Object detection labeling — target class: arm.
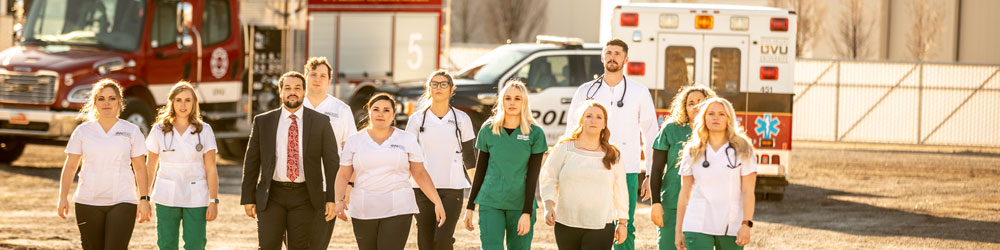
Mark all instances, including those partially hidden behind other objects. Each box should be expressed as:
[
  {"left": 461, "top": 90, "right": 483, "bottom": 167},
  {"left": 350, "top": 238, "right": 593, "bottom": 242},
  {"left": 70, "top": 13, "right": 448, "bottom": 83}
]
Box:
[
  {"left": 146, "top": 152, "right": 159, "bottom": 191},
  {"left": 538, "top": 145, "right": 564, "bottom": 208},
  {"left": 741, "top": 173, "right": 757, "bottom": 223},
  {"left": 332, "top": 164, "right": 355, "bottom": 221},
  {"left": 56, "top": 153, "right": 82, "bottom": 219},
  {"left": 521, "top": 152, "right": 544, "bottom": 215},
  {"left": 612, "top": 162, "right": 629, "bottom": 221},
  {"left": 241, "top": 118, "right": 262, "bottom": 205},
  {"left": 465, "top": 151, "right": 490, "bottom": 210},
  {"left": 321, "top": 119, "right": 340, "bottom": 202},
  {"left": 649, "top": 149, "right": 668, "bottom": 204},
  {"left": 675, "top": 175, "right": 694, "bottom": 234},
  {"left": 204, "top": 149, "right": 219, "bottom": 201},
  {"left": 131, "top": 156, "right": 150, "bottom": 198}
]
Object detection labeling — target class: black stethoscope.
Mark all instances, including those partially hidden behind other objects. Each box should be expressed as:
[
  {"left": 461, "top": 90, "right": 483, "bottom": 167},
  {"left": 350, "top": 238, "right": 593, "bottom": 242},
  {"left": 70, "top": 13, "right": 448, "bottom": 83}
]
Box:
[
  {"left": 584, "top": 74, "right": 628, "bottom": 108},
  {"left": 417, "top": 106, "right": 464, "bottom": 154},
  {"left": 163, "top": 129, "right": 203, "bottom": 152},
  {"left": 702, "top": 144, "right": 742, "bottom": 169}
]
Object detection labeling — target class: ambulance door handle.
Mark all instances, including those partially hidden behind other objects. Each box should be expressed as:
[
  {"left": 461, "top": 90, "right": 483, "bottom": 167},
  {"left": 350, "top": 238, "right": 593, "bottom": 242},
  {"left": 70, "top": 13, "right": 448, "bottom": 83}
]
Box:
[{"left": 560, "top": 98, "right": 572, "bottom": 104}]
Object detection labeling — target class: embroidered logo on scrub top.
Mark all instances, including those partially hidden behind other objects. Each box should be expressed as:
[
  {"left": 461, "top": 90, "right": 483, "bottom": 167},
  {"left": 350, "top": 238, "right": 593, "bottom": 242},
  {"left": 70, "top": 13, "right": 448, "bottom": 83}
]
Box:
[
  {"left": 516, "top": 134, "right": 530, "bottom": 141},
  {"left": 447, "top": 119, "right": 456, "bottom": 125},
  {"left": 390, "top": 144, "right": 405, "bottom": 150},
  {"left": 324, "top": 112, "right": 339, "bottom": 118},
  {"left": 113, "top": 131, "right": 130, "bottom": 137}
]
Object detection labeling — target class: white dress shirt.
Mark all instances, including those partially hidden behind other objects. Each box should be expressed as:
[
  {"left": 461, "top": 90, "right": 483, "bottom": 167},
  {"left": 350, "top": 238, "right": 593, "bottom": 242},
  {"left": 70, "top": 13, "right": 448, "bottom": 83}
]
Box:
[
  {"left": 340, "top": 128, "right": 424, "bottom": 220},
  {"left": 404, "top": 108, "right": 475, "bottom": 189},
  {"left": 273, "top": 107, "right": 305, "bottom": 183},
  {"left": 65, "top": 120, "right": 147, "bottom": 206},
  {"left": 540, "top": 141, "right": 629, "bottom": 229},
  {"left": 678, "top": 142, "right": 757, "bottom": 236},
  {"left": 566, "top": 76, "right": 658, "bottom": 174}
]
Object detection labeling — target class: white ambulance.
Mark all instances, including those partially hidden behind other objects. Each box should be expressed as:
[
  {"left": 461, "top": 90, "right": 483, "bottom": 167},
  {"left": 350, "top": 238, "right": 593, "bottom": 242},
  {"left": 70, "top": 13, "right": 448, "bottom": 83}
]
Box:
[{"left": 610, "top": 3, "right": 796, "bottom": 200}]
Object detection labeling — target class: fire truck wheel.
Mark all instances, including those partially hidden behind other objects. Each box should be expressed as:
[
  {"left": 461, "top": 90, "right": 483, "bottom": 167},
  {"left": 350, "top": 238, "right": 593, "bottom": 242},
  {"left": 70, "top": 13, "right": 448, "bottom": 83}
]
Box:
[
  {"left": 218, "top": 138, "right": 248, "bottom": 161},
  {"left": 123, "top": 97, "right": 155, "bottom": 136},
  {"left": 0, "top": 138, "right": 26, "bottom": 164}
]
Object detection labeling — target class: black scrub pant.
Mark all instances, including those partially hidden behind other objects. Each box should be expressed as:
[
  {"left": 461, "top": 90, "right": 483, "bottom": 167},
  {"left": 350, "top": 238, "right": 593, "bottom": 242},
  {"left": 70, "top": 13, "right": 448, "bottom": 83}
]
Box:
[
  {"left": 351, "top": 214, "right": 413, "bottom": 250},
  {"left": 75, "top": 202, "right": 137, "bottom": 250},
  {"left": 554, "top": 222, "right": 616, "bottom": 250},
  {"left": 414, "top": 188, "right": 464, "bottom": 250},
  {"left": 257, "top": 183, "right": 316, "bottom": 250}
]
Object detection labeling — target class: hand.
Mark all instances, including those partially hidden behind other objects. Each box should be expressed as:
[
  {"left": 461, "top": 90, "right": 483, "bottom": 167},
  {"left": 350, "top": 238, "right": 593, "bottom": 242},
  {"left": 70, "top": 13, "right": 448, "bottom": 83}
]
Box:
[
  {"left": 736, "top": 225, "right": 751, "bottom": 246},
  {"left": 57, "top": 198, "right": 70, "bottom": 219},
  {"left": 462, "top": 209, "right": 475, "bottom": 231},
  {"left": 324, "top": 202, "right": 336, "bottom": 221},
  {"left": 640, "top": 176, "right": 651, "bottom": 202},
  {"left": 675, "top": 231, "right": 686, "bottom": 250},
  {"left": 243, "top": 204, "right": 256, "bottom": 219},
  {"left": 334, "top": 201, "right": 348, "bottom": 221},
  {"left": 206, "top": 203, "right": 218, "bottom": 222},
  {"left": 434, "top": 202, "right": 447, "bottom": 227},
  {"left": 650, "top": 203, "right": 664, "bottom": 227},
  {"left": 137, "top": 200, "right": 151, "bottom": 223},
  {"left": 516, "top": 213, "right": 532, "bottom": 236},
  {"left": 544, "top": 208, "right": 556, "bottom": 226},
  {"left": 614, "top": 221, "right": 627, "bottom": 244}
]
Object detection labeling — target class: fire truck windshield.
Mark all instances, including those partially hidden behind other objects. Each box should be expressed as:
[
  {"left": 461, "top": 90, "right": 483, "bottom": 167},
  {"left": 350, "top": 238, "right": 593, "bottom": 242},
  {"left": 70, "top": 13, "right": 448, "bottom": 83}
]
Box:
[{"left": 21, "top": 0, "right": 146, "bottom": 51}]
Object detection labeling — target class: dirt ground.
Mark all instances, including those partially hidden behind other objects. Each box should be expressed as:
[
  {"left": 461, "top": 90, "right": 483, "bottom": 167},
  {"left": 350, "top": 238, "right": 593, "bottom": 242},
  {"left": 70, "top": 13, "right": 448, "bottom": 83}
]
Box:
[{"left": 1, "top": 143, "right": 998, "bottom": 250}]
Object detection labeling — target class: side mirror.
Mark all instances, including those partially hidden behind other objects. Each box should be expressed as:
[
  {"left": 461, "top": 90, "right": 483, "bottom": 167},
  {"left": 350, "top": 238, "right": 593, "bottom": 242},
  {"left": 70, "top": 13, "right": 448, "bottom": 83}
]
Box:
[{"left": 176, "top": 2, "right": 193, "bottom": 49}]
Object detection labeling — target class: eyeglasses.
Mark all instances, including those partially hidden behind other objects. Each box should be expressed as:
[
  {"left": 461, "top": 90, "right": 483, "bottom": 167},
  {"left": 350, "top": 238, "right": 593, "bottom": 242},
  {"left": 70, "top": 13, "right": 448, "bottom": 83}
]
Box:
[{"left": 429, "top": 81, "right": 452, "bottom": 89}]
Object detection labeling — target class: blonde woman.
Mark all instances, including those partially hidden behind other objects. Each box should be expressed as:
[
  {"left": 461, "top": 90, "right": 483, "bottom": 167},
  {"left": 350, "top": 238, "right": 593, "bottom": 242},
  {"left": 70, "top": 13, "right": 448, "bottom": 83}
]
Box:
[
  {"left": 463, "top": 79, "right": 547, "bottom": 250},
  {"left": 57, "top": 79, "right": 151, "bottom": 250},
  {"left": 540, "top": 101, "right": 629, "bottom": 250},
  {"left": 650, "top": 85, "right": 716, "bottom": 250},
  {"left": 145, "top": 81, "right": 219, "bottom": 250},
  {"left": 675, "top": 98, "right": 757, "bottom": 250}
]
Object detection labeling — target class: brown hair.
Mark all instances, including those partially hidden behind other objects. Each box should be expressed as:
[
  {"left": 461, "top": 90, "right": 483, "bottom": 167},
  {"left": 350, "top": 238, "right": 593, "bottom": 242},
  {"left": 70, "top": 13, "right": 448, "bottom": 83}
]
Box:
[
  {"left": 606, "top": 38, "right": 629, "bottom": 54},
  {"left": 278, "top": 71, "right": 307, "bottom": 91},
  {"left": 361, "top": 93, "right": 397, "bottom": 128},
  {"left": 78, "top": 79, "right": 125, "bottom": 121},
  {"left": 559, "top": 101, "right": 620, "bottom": 169},
  {"left": 304, "top": 57, "right": 333, "bottom": 78},
  {"left": 668, "top": 84, "right": 717, "bottom": 126},
  {"left": 418, "top": 69, "right": 455, "bottom": 109},
  {"left": 153, "top": 81, "right": 204, "bottom": 134}
]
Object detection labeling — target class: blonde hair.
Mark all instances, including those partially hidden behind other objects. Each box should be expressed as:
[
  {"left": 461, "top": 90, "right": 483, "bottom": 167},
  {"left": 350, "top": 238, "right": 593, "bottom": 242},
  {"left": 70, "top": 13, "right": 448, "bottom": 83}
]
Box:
[
  {"left": 77, "top": 79, "right": 125, "bottom": 121},
  {"left": 558, "top": 101, "right": 619, "bottom": 169},
  {"left": 667, "top": 84, "right": 717, "bottom": 126},
  {"left": 153, "top": 81, "right": 205, "bottom": 134},
  {"left": 682, "top": 98, "right": 754, "bottom": 162},
  {"left": 488, "top": 79, "right": 537, "bottom": 135}
]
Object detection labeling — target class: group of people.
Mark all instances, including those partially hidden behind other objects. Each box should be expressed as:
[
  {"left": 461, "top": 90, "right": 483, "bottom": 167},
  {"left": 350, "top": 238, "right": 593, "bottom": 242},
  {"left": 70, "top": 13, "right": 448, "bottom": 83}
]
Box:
[{"left": 55, "top": 38, "right": 759, "bottom": 250}]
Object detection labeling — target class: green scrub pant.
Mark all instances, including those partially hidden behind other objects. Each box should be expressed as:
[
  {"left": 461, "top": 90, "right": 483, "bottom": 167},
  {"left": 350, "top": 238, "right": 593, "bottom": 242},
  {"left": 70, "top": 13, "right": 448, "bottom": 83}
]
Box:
[
  {"left": 683, "top": 232, "right": 742, "bottom": 250},
  {"left": 657, "top": 208, "right": 678, "bottom": 250},
  {"left": 155, "top": 204, "right": 207, "bottom": 250},
  {"left": 478, "top": 204, "right": 536, "bottom": 250},
  {"left": 614, "top": 173, "right": 639, "bottom": 250}
]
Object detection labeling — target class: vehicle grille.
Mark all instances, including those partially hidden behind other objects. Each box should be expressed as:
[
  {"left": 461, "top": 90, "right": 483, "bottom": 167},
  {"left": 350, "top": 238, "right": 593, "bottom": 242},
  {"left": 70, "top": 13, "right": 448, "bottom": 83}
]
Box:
[{"left": 0, "top": 73, "right": 58, "bottom": 104}]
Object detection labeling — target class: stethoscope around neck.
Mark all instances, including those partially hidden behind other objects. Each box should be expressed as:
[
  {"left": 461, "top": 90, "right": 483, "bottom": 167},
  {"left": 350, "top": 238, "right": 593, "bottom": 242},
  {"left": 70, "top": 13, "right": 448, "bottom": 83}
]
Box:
[
  {"left": 417, "top": 105, "right": 464, "bottom": 154},
  {"left": 702, "top": 143, "right": 742, "bottom": 169},
  {"left": 585, "top": 74, "right": 627, "bottom": 108},
  {"left": 163, "top": 128, "right": 203, "bottom": 152}
]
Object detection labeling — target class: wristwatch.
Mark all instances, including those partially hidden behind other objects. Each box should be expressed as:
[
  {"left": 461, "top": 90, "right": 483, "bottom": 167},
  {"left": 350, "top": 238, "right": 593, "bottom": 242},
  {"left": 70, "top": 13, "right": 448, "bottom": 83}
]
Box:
[
  {"left": 742, "top": 220, "right": 754, "bottom": 228},
  {"left": 139, "top": 196, "right": 151, "bottom": 201},
  {"left": 209, "top": 198, "right": 220, "bottom": 204}
]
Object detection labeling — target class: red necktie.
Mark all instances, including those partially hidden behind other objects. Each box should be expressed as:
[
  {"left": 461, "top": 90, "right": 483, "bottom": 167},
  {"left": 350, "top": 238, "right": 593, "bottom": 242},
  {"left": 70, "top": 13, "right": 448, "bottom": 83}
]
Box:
[{"left": 287, "top": 114, "right": 300, "bottom": 181}]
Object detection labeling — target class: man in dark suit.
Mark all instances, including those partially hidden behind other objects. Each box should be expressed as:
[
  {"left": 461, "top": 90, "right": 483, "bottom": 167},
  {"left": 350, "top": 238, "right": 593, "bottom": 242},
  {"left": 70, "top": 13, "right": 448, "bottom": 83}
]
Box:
[{"left": 241, "top": 71, "right": 339, "bottom": 250}]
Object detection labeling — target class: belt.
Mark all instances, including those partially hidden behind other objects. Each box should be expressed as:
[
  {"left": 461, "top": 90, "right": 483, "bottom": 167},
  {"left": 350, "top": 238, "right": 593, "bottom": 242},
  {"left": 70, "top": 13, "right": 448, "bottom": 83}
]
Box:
[{"left": 272, "top": 181, "right": 306, "bottom": 189}]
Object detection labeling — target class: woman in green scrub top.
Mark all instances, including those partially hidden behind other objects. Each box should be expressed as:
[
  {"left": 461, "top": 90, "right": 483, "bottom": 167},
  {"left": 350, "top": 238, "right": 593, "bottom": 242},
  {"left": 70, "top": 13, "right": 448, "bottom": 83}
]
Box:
[
  {"left": 463, "top": 79, "right": 547, "bottom": 250},
  {"left": 649, "top": 85, "right": 716, "bottom": 250}
]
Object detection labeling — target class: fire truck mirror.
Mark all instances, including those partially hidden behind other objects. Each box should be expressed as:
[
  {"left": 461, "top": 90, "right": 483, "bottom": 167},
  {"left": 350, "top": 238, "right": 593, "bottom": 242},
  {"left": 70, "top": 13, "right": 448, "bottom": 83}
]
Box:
[{"left": 176, "top": 2, "right": 193, "bottom": 33}]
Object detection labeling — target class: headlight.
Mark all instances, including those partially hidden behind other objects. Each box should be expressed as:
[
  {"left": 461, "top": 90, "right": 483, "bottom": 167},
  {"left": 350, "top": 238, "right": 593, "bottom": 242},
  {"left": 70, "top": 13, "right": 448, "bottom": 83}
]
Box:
[{"left": 67, "top": 85, "right": 92, "bottom": 103}]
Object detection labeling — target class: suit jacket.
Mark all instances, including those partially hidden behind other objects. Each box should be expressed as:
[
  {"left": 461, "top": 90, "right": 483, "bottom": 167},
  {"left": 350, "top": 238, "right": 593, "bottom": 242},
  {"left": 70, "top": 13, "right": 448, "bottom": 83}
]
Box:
[{"left": 241, "top": 107, "right": 340, "bottom": 210}]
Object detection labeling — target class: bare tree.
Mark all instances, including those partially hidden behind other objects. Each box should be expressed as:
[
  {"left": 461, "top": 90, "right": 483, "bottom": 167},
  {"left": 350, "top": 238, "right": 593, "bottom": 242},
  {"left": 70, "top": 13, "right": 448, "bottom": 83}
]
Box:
[
  {"left": 481, "top": 0, "right": 548, "bottom": 43},
  {"left": 908, "top": 0, "right": 942, "bottom": 61},
  {"left": 834, "top": 0, "right": 875, "bottom": 59},
  {"left": 774, "top": 0, "right": 825, "bottom": 57},
  {"left": 451, "top": 0, "right": 474, "bottom": 43}
]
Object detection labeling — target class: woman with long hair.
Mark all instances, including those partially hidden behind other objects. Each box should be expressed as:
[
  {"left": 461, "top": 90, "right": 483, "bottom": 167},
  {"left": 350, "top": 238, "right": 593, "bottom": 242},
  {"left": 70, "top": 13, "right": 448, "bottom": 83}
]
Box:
[
  {"left": 56, "top": 79, "right": 152, "bottom": 250},
  {"left": 333, "top": 93, "right": 446, "bottom": 250},
  {"left": 539, "top": 101, "right": 629, "bottom": 250},
  {"left": 674, "top": 98, "right": 757, "bottom": 250},
  {"left": 463, "top": 79, "right": 548, "bottom": 250},
  {"left": 405, "top": 70, "right": 477, "bottom": 250},
  {"left": 145, "top": 81, "right": 219, "bottom": 250},
  {"left": 649, "top": 85, "right": 716, "bottom": 249}
]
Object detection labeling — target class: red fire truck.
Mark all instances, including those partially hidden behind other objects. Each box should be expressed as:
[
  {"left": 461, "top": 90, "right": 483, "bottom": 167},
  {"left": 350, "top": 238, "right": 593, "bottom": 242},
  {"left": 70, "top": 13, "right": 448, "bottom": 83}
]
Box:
[{"left": 610, "top": 3, "right": 795, "bottom": 200}]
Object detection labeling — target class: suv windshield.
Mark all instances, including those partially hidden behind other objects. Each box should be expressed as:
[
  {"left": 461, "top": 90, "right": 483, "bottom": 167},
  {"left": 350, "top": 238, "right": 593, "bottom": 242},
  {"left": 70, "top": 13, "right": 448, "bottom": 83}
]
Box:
[
  {"left": 455, "top": 45, "right": 529, "bottom": 83},
  {"left": 22, "top": 0, "right": 147, "bottom": 51}
]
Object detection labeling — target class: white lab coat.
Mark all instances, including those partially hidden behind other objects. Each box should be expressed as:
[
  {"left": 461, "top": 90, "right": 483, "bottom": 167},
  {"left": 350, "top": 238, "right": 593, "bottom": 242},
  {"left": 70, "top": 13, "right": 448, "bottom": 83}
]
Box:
[{"left": 566, "top": 76, "right": 658, "bottom": 174}]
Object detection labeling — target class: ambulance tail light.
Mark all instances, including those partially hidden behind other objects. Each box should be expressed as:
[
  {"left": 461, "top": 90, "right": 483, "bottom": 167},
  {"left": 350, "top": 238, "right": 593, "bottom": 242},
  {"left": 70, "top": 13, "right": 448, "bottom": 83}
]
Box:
[
  {"left": 760, "top": 154, "right": 770, "bottom": 165},
  {"left": 695, "top": 15, "right": 714, "bottom": 29},
  {"left": 760, "top": 66, "right": 779, "bottom": 80},
  {"left": 770, "top": 18, "right": 789, "bottom": 31},
  {"left": 621, "top": 13, "right": 639, "bottom": 27},
  {"left": 771, "top": 155, "right": 781, "bottom": 165},
  {"left": 627, "top": 62, "right": 645, "bottom": 76}
]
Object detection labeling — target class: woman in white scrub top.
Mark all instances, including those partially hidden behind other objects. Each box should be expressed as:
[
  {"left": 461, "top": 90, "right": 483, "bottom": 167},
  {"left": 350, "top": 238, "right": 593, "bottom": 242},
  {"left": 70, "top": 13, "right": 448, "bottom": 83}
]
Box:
[
  {"left": 56, "top": 79, "right": 152, "bottom": 250},
  {"left": 675, "top": 98, "right": 757, "bottom": 250},
  {"left": 405, "top": 70, "right": 477, "bottom": 250},
  {"left": 333, "top": 93, "right": 446, "bottom": 250},
  {"left": 145, "top": 82, "right": 219, "bottom": 250}
]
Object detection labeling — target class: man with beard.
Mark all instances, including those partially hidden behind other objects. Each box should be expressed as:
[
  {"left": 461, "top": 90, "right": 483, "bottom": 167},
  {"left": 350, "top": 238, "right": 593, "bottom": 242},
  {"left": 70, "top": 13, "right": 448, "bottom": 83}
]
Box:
[
  {"left": 241, "top": 72, "right": 340, "bottom": 250},
  {"left": 564, "top": 38, "right": 658, "bottom": 250}
]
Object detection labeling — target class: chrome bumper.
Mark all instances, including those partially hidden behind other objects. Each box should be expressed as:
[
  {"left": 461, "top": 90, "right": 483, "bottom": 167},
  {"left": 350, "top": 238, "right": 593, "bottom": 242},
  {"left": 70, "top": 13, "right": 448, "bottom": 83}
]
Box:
[{"left": 0, "top": 107, "right": 80, "bottom": 140}]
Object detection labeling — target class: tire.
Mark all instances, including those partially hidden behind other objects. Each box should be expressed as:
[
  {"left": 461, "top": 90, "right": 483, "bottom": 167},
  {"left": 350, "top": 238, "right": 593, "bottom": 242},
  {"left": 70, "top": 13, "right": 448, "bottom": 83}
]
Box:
[
  {"left": 122, "top": 97, "right": 156, "bottom": 136},
  {"left": 0, "top": 138, "right": 26, "bottom": 164},
  {"left": 766, "top": 193, "right": 785, "bottom": 201},
  {"left": 218, "top": 138, "right": 248, "bottom": 161}
]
